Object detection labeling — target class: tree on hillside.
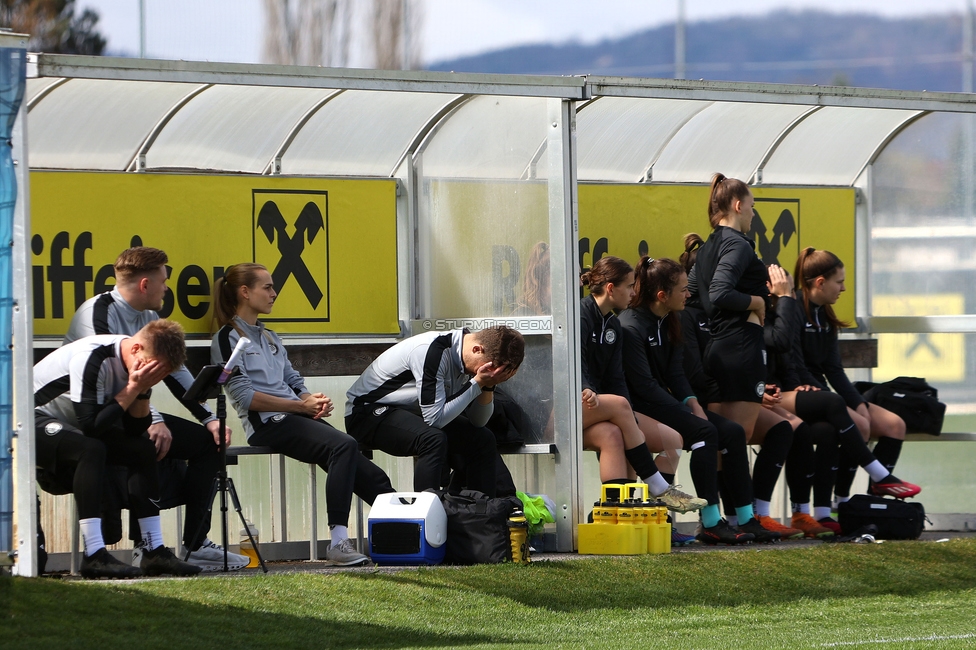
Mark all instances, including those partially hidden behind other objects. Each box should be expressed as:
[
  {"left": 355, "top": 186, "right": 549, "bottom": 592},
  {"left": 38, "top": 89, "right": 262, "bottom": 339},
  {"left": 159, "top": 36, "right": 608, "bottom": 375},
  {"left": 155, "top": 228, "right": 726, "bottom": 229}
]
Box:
[{"left": 0, "top": 0, "right": 105, "bottom": 55}]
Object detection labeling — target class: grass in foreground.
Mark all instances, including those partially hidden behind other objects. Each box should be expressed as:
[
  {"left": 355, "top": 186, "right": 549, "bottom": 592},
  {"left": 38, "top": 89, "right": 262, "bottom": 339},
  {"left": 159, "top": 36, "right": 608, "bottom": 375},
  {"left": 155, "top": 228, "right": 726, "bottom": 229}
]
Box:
[{"left": 2, "top": 539, "right": 976, "bottom": 649}]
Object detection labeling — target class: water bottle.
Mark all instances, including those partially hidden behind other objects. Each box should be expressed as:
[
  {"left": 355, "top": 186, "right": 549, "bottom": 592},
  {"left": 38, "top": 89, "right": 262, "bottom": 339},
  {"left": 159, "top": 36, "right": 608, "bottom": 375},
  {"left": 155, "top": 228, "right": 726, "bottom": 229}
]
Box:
[
  {"left": 240, "top": 520, "right": 259, "bottom": 568},
  {"left": 508, "top": 510, "right": 530, "bottom": 563}
]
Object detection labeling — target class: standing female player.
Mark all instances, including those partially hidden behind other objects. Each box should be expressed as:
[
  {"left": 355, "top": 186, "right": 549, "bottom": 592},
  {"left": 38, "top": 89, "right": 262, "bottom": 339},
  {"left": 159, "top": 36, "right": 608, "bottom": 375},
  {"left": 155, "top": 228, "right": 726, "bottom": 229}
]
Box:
[
  {"left": 793, "top": 248, "right": 920, "bottom": 504},
  {"left": 579, "top": 256, "right": 701, "bottom": 513},
  {"left": 620, "top": 257, "right": 777, "bottom": 544},
  {"left": 693, "top": 174, "right": 797, "bottom": 534},
  {"left": 211, "top": 263, "right": 395, "bottom": 566}
]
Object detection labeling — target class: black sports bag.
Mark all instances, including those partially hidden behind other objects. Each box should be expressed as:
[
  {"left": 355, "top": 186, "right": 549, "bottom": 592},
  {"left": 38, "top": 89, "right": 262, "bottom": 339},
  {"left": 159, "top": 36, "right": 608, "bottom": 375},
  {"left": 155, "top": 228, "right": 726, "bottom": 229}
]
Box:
[
  {"left": 438, "top": 490, "right": 522, "bottom": 565},
  {"left": 854, "top": 377, "right": 945, "bottom": 436},
  {"left": 837, "top": 494, "right": 926, "bottom": 540}
]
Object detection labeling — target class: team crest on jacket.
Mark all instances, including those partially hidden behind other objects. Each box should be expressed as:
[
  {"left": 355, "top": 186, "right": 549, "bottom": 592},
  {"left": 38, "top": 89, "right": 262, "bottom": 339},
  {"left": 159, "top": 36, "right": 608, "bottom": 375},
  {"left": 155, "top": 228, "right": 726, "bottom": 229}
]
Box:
[
  {"left": 604, "top": 330, "right": 616, "bottom": 344},
  {"left": 755, "top": 382, "right": 766, "bottom": 398},
  {"left": 272, "top": 414, "right": 286, "bottom": 422},
  {"left": 44, "top": 422, "right": 62, "bottom": 435},
  {"left": 373, "top": 406, "right": 388, "bottom": 416}
]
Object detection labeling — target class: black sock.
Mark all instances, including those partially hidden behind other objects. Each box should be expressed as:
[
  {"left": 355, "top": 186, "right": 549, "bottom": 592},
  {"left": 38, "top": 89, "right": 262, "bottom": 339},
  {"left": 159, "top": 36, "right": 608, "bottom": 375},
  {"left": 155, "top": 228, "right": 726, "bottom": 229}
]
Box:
[
  {"left": 624, "top": 444, "right": 658, "bottom": 481},
  {"left": 752, "top": 420, "right": 794, "bottom": 502},
  {"left": 785, "top": 422, "right": 815, "bottom": 506},
  {"left": 660, "top": 472, "right": 675, "bottom": 485},
  {"left": 872, "top": 437, "right": 903, "bottom": 475},
  {"left": 834, "top": 447, "right": 858, "bottom": 498},
  {"left": 811, "top": 423, "right": 839, "bottom": 507}
]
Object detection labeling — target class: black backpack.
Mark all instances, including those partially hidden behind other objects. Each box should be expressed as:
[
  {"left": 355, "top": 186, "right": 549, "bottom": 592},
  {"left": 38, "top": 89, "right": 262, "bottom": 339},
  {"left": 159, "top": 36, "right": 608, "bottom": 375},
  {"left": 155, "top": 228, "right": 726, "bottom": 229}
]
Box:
[
  {"left": 837, "top": 495, "right": 926, "bottom": 540},
  {"left": 854, "top": 377, "right": 945, "bottom": 436}
]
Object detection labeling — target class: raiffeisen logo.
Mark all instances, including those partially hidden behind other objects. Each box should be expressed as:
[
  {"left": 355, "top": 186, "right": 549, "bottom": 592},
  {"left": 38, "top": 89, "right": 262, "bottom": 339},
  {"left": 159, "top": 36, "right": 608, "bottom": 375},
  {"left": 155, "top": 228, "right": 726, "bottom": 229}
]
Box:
[{"left": 252, "top": 190, "right": 331, "bottom": 323}]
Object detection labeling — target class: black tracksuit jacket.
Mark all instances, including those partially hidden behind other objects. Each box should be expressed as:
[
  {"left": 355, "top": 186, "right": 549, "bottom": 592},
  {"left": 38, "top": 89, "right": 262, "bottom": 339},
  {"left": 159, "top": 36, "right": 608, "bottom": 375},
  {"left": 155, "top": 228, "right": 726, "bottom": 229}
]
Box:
[
  {"left": 618, "top": 306, "right": 695, "bottom": 414},
  {"left": 694, "top": 226, "right": 769, "bottom": 338},
  {"left": 579, "top": 295, "right": 630, "bottom": 400},
  {"left": 797, "top": 296, "right": 866, "bottom": 409}
]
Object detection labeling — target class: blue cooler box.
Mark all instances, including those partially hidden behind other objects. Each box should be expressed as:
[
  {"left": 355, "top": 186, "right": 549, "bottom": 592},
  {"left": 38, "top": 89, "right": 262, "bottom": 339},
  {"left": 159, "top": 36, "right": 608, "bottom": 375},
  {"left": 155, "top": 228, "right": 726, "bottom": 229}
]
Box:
[{"left": 368, "top": 492, "right": 447, "bottom": 565}]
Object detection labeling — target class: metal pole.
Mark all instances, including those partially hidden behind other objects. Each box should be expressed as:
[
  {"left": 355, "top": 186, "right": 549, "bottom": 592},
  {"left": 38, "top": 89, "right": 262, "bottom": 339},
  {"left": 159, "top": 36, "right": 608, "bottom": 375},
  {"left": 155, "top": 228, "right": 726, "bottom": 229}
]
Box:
[
  {"left": 3, "top": 33, "right": 36, "bottom": 577},
  {"left": 675, "top": 0, "right": 686, "bottom": 80},
  {"left": 401, "top": 0, "right": 410, "bottom": 70},
  {"left": 964, "top": 0, "right": 974, "bottom": 221},
  {"left": 547, "top": 98, "right": 582, "bottom": 552},
  {"left": 139, "top": 0, "right": 146, "bottom": 59}
]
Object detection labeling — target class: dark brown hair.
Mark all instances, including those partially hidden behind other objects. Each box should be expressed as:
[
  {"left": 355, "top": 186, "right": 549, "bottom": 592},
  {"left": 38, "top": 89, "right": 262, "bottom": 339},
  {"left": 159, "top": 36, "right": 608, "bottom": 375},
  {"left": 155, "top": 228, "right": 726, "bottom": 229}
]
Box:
[
  {"left": 794, "top": 247, "right": 848, "bottom": 329},
  {"left": 580, "top": 255, "right": 633, "bottom": 296},
  {"left": 631, "top": 256, "right": 685, "bottom": 343},
  {"left": 136, "top": 319, "right": 186, "bottom": 371},
  {"left": 473, "top": 326, "right": 525, "bottom": 370},
  {"left": 708, "top": 173, "right": 751, "bottom": 229},
  {"left": 114, "top": 247, "right": 168, "bottom": 284},
  {"left": 516, "top": 242, "right": 550, "bottom": 315},
  {"left": 211, "top": 263, "right": 268, "bottom": 330},
  {"left": 679, "top": 233, "right": 704, "bottom": 274}
]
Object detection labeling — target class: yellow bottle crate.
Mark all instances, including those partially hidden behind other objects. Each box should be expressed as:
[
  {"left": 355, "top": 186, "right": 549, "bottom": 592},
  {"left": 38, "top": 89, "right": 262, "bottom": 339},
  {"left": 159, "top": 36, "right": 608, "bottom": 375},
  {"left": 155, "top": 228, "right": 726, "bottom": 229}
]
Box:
[{"left": 578, "top": 522, "right": 648, "bottom": 555}]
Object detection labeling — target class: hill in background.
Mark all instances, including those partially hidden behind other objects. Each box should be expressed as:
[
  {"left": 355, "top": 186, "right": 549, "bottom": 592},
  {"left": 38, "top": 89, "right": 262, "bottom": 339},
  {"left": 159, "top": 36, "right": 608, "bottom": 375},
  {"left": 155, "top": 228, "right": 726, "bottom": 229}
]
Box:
[{"left": 428, "top": 10, "right": 970, "bottom": 92}]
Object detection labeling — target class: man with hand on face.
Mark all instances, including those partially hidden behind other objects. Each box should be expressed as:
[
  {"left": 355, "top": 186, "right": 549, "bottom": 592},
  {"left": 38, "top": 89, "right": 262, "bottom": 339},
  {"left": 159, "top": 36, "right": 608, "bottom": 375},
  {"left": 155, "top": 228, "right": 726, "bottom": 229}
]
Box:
[
  {"left": 345, "top": 326, "right": 524, "bottom": 497},
  {"left": 35, "top": 321, "right": 201, "bottom": 578},
  {"left": 64, "top": 246, "right": 248, "bottom": 571}
]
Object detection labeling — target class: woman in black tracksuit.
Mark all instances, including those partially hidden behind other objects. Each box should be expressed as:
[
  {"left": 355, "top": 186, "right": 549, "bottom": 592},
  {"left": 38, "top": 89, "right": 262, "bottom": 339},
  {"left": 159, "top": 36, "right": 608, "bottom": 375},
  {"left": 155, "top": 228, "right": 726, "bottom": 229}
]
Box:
[
  {"left": 692, "top": 174, "right": 797, "bottom": 535},
  {"left": 619, "top": 256, "right": 776, "bottom": 544},
  {"left": 578, "top": 256, "right": 692, "bottom": 511},
  {"left": 789, "top": 247, "right": 920, "bottom": 507}
]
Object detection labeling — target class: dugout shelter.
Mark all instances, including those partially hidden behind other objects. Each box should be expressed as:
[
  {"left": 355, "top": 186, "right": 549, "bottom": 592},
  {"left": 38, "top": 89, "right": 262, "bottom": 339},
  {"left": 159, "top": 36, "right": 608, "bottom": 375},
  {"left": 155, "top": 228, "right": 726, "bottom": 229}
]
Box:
[{"left": 6, "top": 51, "right": 976, "bottom": 576}]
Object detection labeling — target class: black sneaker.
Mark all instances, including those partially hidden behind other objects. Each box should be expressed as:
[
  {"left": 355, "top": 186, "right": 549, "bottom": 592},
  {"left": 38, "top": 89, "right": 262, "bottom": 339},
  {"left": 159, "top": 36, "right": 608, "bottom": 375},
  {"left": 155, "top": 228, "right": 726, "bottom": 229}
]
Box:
[
  {"left": 696, "top": 519, "right": 755, "bottom": 545},
  {"left": 80, "top": 548, "right": 143, "bottom": 579},
  {"left": 140, "top": 545, "right": 203, "bottom": 577},
  {"left": 738, "top": 517, "right": 782, "bottom": 543}
]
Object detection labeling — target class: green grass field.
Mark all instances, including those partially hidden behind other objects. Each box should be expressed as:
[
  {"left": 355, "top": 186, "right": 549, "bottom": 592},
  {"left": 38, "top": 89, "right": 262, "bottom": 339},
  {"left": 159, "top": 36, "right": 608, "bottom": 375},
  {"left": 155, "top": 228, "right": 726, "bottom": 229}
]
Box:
[{"left": 3, "top": 539, "right": 976, "bottom": 649}]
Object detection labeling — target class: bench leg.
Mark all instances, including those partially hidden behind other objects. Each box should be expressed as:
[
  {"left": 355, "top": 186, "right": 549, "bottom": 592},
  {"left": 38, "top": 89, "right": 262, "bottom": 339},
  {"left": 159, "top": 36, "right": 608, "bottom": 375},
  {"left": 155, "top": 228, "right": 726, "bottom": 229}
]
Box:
[
  {"left": 309, "top": 463, "right": 318, "bottom": 561},
  {"left": 70, "top": 499, "right": 80, "bottom": 576},
  {"left": 356, "top": 497, "right": 364, "bottom": 554}
]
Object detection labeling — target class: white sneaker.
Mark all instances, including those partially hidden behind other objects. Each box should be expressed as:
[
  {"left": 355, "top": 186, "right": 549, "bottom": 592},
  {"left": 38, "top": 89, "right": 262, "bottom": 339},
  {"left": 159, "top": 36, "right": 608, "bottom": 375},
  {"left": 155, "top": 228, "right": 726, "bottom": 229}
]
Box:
[
  {"left": 185, "top": 540, "right": 250, "bottom": 572},
  {"left": 657, "top": 484, "right": 708, "bottom": 514},
  {"left": 326, "top": 538, "right": 370, "bottom": 566}
]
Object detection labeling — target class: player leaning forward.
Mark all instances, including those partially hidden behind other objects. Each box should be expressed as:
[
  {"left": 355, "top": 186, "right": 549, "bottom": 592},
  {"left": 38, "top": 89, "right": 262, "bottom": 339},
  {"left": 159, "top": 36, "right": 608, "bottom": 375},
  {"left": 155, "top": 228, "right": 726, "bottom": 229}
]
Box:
[
  {"left": 65, "top": 246, "right": 248, "bottom": 571},
  {"left": 34, "top": 320, "right": 202, "bottom": 578}
]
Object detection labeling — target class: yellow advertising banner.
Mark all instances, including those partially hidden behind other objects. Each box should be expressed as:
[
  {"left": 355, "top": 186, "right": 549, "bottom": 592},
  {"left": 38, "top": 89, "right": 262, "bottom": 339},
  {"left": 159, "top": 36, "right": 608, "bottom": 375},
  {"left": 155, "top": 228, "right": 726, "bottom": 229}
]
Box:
[
  {"left": 30, "top": 172, "right": 399, "bottom": 336},
  {"left": 578, "top": 184, "right": 857, "bottom": 325},
  {"left": 873, "top": 294, "right": 966, "bottom": 382}
]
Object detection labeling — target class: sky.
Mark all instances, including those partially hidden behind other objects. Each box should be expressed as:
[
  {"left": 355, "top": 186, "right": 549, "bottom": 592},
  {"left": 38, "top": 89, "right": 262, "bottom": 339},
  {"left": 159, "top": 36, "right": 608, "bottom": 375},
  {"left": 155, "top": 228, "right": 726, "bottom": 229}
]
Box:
[{"left": 77, "top": 0, "right": 976, "bottom": 67}]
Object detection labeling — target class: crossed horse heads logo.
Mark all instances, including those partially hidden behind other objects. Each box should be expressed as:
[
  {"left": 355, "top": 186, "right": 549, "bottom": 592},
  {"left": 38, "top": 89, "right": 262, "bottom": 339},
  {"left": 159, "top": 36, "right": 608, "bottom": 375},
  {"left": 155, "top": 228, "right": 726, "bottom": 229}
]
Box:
[
  {"left": 750, "top": 207, "right": 797, "bottom": 266},
  {"left": 256, "top": 200, "right": 325, "bottom": 309}
]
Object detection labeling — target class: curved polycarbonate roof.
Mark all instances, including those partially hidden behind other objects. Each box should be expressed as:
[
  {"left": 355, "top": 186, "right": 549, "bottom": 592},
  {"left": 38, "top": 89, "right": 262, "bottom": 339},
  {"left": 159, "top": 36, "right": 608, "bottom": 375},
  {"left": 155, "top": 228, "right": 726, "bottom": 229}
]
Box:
[
  {"left": 577, "top": 97, "right": 710, "bottom": 183},
  {"left": 760, "top": 106, "right": 924, "bottom": 186},
  {"left": 281, "top": 90, "right": 462, "bottom": 177},
  {"left": 25, "top": 76, "right": 62, "bottom": 105},
  {"left": 145, "top": 85, "right": 334, "bottom": 173},
  {"left": 26, "top": 78, "right": 205, "bottom": 171},
  {"left": 417, "top": 95, "right": 550, "bottom": 179},
  {"left": 650, "top": 102, "right": 815, "bottom": 183},
  {"left": 23, "top": 76, "right": 927, "bottom": 188}
]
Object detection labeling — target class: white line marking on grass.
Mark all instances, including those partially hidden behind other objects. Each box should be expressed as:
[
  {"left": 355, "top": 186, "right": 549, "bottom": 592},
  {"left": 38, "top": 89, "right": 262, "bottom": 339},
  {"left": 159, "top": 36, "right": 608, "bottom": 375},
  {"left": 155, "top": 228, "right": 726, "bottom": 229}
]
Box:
[{"left": 821, "top": 634, "right": 976, "bottom": 647}]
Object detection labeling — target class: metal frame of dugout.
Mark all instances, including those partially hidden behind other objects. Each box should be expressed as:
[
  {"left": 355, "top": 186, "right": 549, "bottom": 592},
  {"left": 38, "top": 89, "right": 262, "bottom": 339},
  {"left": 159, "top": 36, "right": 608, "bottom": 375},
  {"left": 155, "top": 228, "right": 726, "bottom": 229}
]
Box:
[{"left": 10, "top": 52, "right": 976, "bottom": 577}]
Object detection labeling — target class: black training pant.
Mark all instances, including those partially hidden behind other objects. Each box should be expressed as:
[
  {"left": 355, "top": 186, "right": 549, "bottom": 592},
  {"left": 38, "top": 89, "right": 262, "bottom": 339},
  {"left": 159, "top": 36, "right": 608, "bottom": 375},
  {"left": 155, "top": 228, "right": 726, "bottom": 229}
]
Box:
[
  {"left": 35, "top": 413, "right": 159, "bottom": 520},
  {"left": 250, "top": 414, "right": 393, "bottom": 528},
  {"left": 348, "top": 407, "right": 499, "bottom": 497}
]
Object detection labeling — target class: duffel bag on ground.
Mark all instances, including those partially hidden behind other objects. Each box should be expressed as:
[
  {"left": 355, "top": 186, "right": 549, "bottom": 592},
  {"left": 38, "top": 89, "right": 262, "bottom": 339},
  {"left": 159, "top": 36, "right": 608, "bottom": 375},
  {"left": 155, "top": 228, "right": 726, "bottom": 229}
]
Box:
[
  {"left": 439, "top": 489, "right": 522, "bottom": 565},
  {"left": 837, "top": 494, "right": 926, "bottom": 540}
]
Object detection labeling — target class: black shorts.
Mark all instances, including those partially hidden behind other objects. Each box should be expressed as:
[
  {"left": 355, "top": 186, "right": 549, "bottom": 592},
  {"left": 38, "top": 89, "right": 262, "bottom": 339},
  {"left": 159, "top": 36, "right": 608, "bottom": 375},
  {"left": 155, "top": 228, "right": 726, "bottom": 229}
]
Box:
[{"left": 704, "top": 324, "right": 766, "bottom": 404}]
